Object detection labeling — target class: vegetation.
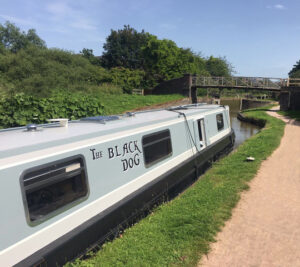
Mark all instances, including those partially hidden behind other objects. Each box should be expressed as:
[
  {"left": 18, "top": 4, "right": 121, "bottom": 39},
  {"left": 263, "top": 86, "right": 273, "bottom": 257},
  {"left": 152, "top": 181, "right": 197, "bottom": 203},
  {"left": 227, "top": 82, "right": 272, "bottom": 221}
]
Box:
[
  {"left": 102, "top": 25, "right": 231, "bottom": 85},
  {"left": 205, "top": 56, "right": 232, "bottom": 77},
  {"left": 0, "top": 93, "right": 104, "bottom": 128},
  {"left": 278, "top": 110, "right": 300, "bottom": 121},
  {"left": 98, "top": 93, "right": 182, "bottom": 115},
  {"left": 0, "top": 92, "right": 183, "bottom": 128},
  {"left": 288, "top": 60, "right": 300, "bottom": 78},
  {"left": 0, "top": 22, "right": 233, "bottom": 97},
  {"left": 0, "top": 21, "right": 232, "bottom": 129},
  {"left": 101, "top": 25, "right": 150, "bottom": 70},
  {"left": 67, "top": 107, "right": 284, "bottom": 267},
  {"left": 0, "top": 21, "right": 45, "bottom": 52}
]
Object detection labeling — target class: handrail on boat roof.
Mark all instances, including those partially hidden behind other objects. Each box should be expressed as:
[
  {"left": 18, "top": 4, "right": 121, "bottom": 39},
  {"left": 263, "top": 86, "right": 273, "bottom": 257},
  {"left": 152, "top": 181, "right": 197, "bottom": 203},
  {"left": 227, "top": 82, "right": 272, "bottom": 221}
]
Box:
[{"left": 0, "top": 103, "right": 225, "bottom": 132}]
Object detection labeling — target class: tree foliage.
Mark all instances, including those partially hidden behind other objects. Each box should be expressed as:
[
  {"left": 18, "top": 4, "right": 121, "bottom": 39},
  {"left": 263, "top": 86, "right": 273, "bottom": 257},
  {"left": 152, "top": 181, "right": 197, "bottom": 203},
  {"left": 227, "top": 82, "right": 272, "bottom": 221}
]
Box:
[
  {"left": 0, "top": 22, "right": 233, "bottom": 97},
  {"left": 101, "top": 25, "right": 231, "bottom": 84},
  {"left": 142, "top": 36, "right": 209, "bottom": 82},
  {"left": 102, "top": 25, "right": 150, "bottom": 69},
  {"left": 205, "top": 56, "right": 232, "bottom": 77},
  {"left": 288, "top": 60, "right": 300, "bottom": 78},
  {"left": 80, "top": 48, "right": 101, "bottom": 66},
  {"left": 0, "top": 21, "right": 46, "bottom": 52}
]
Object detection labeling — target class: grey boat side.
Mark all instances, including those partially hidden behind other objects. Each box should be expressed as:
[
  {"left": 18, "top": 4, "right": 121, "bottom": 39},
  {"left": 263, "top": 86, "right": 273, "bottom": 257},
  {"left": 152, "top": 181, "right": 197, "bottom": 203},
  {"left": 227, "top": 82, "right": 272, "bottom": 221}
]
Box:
[{"left": 0, "top": 104, "right": 235, "bottom": 266}]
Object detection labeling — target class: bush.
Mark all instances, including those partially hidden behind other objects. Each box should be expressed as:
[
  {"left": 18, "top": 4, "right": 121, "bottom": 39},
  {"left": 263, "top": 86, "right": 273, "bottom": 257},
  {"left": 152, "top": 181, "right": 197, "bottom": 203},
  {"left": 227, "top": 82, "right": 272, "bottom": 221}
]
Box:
[
  {"left": 109, "top": 67, "right": 146, "bottom": 93},
  {"left": 0, "top": 92, "right": 104, "bottom": 128},
  {"left": 0, "top": 46, "right": 110, "bottom": 96}
]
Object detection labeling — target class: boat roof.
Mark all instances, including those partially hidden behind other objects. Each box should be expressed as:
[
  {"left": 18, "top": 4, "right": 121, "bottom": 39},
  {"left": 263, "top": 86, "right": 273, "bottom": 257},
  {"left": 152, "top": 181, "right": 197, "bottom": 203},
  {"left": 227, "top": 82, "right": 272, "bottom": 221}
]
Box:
[{"left": 0, "top": 104, "right": 225, "bottom": 159}]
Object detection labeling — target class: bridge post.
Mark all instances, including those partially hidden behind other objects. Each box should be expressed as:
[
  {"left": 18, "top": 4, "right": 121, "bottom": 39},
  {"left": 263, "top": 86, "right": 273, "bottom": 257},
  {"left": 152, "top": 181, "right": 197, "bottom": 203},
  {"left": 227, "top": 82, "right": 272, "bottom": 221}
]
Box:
[{"left": 184, "top": 73, "right": 198, "bottom": 104}]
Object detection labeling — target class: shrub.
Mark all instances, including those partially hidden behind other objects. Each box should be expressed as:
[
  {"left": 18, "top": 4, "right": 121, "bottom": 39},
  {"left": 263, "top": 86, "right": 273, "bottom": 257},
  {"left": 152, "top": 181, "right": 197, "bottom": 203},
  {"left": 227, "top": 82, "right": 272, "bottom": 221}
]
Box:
[{"left": 0, "top": 92, "right": 104, "bottom": 128}]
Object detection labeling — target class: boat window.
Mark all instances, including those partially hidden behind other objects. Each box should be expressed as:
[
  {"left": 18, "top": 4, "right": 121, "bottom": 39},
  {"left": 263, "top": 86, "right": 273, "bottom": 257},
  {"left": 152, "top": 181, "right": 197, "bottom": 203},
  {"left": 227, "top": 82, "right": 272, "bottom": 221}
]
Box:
[
  {"left": 21, "top": 155, "right": 89, "bottom": 225},
  {"left": 216, "top": 113, "right": 224, "bottom": 131},
  {"left": 142, "top": 129, "right": 172, "bottom": 167},
  {"left": 197, "top": 120, "right": 203, "bottom": 141}
]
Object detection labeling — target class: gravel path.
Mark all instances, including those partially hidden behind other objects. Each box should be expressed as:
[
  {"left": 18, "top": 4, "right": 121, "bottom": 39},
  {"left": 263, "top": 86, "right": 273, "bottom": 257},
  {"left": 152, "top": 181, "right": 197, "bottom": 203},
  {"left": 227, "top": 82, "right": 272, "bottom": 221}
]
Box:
[{"left": 199, "top": 107, "right": 300, "bottom": 267}]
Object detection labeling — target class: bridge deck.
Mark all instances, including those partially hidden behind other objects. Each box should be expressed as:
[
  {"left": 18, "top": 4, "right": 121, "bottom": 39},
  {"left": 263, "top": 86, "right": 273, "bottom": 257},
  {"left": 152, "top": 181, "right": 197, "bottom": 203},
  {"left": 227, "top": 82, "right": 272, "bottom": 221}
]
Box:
[{"left": 191, "top": 76, "right": 285, "bottom": 91}]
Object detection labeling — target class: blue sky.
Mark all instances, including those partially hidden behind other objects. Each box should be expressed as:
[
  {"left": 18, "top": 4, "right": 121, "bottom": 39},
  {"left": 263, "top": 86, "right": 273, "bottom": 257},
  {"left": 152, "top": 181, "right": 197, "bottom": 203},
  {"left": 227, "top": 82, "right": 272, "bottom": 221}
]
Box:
[{"left": 0, "top": 0, "right": 299, "bottom": 77}]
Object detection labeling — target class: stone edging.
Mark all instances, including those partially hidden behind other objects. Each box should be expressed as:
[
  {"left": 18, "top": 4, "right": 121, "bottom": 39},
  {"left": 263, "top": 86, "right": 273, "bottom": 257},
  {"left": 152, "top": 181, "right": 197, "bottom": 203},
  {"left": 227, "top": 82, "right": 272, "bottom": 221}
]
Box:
[{"left": 237, "top": 112, "right": 266, "bottom": 128}]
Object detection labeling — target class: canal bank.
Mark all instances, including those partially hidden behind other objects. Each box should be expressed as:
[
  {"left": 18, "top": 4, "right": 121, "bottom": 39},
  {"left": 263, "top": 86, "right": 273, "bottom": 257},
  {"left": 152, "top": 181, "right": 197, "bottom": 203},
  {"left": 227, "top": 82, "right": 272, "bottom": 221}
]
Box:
[
  {"left": 199, "top": 107, "right": 300, "bottom": 267},
  {"left": 68, "top": 105, "right": 285, "bottom": 266},
  {"left": 220, "top": 99, "right": 260, "bottom": 149}
]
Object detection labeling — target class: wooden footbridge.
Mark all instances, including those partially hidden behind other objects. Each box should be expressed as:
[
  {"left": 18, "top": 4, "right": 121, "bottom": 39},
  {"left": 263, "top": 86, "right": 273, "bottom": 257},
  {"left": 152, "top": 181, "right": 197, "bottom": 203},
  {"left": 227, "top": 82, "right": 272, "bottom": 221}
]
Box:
[
  {"left": 191, "top": 76, "right": 287, "bottom": 92},
  {"left": 152, "top": 75, "right": 300, "bottom": 110}
]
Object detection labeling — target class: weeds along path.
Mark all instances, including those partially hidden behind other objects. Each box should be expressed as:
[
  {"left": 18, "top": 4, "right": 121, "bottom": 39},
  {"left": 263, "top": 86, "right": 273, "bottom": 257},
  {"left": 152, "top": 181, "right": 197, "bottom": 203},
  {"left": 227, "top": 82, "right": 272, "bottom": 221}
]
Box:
[{"left": 199, "top": 107, "right": 300, "bottom": 267}]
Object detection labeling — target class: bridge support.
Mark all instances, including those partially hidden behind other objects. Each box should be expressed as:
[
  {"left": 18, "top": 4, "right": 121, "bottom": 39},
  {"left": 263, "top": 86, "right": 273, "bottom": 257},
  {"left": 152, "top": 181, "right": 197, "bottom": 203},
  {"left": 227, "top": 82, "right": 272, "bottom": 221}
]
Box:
[
  {"left": 280, "top": 87, "right": 300, "bottom": 111},
  {"left": 191, "top": 86, "right": 197, "bottom": 104}
]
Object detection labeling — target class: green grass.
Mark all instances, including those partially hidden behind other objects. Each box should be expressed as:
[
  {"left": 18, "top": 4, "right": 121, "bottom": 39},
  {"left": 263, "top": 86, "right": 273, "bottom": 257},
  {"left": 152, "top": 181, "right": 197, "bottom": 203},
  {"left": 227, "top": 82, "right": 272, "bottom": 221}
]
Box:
[
  {"left": 98, "top": 93, "right": 184, "bottom": 115},
  {"left": 67, "top": 107, "right": 285, "bottom": 267},
  {"left": 278, "top": 110, "right": 300, "bottom": 121}
]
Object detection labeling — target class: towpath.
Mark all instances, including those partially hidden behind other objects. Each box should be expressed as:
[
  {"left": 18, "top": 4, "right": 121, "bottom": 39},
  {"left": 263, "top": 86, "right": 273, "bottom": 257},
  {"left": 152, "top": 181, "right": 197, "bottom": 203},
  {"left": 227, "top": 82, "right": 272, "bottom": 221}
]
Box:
[{"left": 199, "top": 107, "right": 300, "bottom": 267}]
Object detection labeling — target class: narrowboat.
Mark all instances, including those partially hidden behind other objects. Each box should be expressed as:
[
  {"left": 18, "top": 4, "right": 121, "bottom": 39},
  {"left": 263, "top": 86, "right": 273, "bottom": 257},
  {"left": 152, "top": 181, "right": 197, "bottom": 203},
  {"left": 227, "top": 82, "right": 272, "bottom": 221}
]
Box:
[{"left": 0, "top": 103, "right": 235, "bottom": 266}]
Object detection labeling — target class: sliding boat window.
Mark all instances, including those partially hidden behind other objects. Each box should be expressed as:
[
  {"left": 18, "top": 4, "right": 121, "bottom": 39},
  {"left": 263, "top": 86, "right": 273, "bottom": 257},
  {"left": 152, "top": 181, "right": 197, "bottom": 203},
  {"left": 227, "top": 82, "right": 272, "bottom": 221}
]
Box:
[
  {"left": 216, "top": 113, "right": 224, "bottom": 131},
  {"left": 142, "top": 129, "right": 172, "bottom": 167},
  {"left": 20, "top": 155, "right": 89, "bottom": 225}
]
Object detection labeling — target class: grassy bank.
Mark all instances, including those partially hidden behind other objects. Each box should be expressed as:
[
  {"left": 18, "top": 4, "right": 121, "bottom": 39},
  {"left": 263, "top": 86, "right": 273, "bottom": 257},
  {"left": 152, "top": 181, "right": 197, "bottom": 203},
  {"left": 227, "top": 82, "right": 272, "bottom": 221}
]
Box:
[
  {"left": 99, "top": 93, "right": 184, "bottom": 115},
  {"left": 68, "top": 107, "right": 285, "bottom": 267},
  {"left": 278, "top": 110, "right": 300, "bottom": 121}
]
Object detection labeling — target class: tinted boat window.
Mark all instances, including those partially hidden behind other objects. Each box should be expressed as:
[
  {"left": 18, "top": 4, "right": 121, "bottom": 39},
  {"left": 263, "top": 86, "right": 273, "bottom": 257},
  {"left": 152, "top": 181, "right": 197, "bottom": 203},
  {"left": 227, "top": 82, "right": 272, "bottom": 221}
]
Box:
[
  {"left": 21, "top": 155, "right": 89, "bottom": 224},
  {"left": 197, "top": 120, "right": 203, "bottom": 141},
  {"left": 142, "top": 129, "right": 172, "bottom": 167},
  {"left": 216, "top": 113, "right": 224, "bottom": 131}
]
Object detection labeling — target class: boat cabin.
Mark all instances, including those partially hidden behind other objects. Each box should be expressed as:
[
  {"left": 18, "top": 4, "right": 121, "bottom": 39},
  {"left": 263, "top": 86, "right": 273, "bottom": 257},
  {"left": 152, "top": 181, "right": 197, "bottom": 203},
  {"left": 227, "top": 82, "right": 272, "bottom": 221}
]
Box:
[{"left": 0, "top": 103, "right": 234, "bottom": 266}]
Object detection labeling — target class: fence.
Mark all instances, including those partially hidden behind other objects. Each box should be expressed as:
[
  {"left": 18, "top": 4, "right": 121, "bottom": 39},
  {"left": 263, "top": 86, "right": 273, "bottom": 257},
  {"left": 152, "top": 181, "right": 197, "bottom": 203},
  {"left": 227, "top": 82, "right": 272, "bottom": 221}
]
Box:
[
  {"left": 132, "top": 89, "right": 144, "bottom": 95},
  {"left": 287, "top": 78, "right": 300, "bottom": 87}
]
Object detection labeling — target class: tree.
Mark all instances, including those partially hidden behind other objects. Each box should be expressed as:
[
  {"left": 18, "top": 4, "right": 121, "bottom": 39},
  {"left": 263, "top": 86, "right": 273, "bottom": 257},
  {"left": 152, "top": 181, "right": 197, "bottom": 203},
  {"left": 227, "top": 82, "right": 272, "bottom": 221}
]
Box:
[
  {"left": 142, "top": 36, "right": 209, "bottom": 82},
  {"left": 102, "top": 25, "right": 151, "bottom": 69},
  {"left": 205, "top": 56, "right": 232, "bottom": 77},
  {"left": 80, "top": 48, "right": 101, "bottom": 66},
  {"left": 0, "top": 21, "right": 46, "bottom": 53},
  {"left": 288, "top": 60, "right": 300, "bottom": 78}
]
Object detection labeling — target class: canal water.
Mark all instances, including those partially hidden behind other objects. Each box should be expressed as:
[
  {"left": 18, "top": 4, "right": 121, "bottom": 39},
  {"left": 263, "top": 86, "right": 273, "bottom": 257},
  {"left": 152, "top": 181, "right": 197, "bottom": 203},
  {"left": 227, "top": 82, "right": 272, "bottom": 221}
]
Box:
[{"left": 220, "top": 99, "right": 260, "bottom": 149}]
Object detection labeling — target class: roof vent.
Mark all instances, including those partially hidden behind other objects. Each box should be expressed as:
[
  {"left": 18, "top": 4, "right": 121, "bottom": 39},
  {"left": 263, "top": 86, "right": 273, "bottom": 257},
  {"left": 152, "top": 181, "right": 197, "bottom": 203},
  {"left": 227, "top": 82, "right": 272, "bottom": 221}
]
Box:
[
  {"left": 26, "top": 124, "right": 38, "bottom": 132},
  {"left": 125, "top": 112, "right": 135, "bottom": 117}
]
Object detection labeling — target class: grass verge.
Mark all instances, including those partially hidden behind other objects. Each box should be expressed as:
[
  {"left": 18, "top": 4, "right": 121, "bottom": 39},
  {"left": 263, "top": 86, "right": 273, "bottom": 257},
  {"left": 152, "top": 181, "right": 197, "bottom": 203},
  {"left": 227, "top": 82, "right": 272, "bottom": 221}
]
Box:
[
  {"left": 278, "top": 110, "right": 300, "bottom": 121},
  {"left": 99, "top": 93, "right": 184, "bottom": 115},
  {"left": 67, "top": 107, "right": 285, "bottom": 267}
]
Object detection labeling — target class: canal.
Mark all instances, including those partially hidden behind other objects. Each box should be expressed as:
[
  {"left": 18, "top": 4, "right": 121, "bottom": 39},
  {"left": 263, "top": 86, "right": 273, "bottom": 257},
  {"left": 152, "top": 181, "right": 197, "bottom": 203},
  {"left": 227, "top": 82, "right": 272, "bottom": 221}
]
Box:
[{"left": 220, "top": 99, "right": 260, "bottom": 149}]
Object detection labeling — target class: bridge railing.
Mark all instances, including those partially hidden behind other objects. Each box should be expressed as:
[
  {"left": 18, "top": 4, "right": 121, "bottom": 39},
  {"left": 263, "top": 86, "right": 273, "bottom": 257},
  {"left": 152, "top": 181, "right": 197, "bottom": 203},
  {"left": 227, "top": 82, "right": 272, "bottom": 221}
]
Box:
[{"left": 192, "top": 76, "right": 285, "bottom": 90}]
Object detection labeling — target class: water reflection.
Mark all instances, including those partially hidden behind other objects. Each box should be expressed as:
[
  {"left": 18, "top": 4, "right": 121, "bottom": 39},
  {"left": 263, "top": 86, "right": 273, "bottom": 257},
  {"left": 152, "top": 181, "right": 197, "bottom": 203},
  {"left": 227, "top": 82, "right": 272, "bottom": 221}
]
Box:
[{"left": 220, "top": 99, "right": 260, "bottom": 149}]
